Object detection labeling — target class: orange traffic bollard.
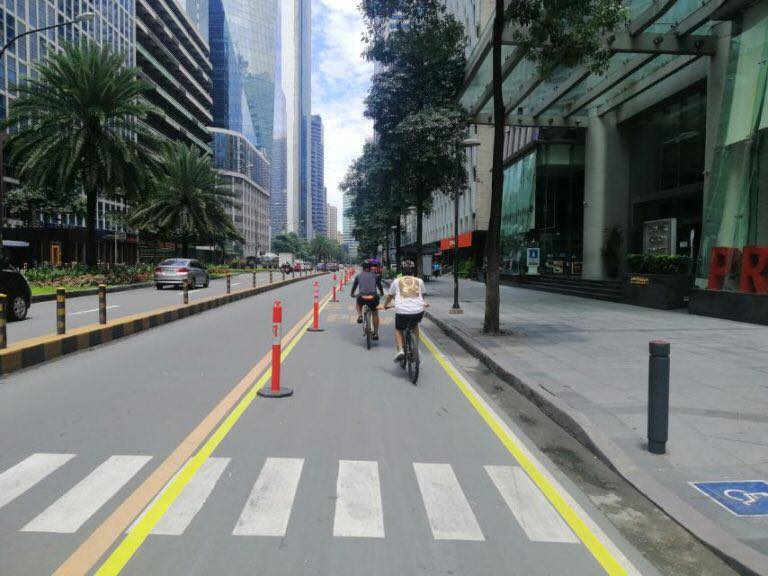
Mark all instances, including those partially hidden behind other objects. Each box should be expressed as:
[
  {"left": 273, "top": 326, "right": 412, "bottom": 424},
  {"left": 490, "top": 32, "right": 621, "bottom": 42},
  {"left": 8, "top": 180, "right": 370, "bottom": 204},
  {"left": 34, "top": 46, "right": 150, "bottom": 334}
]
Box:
[
  {"left": 308, "top": 281, "right": 324, "bottom": 333},
  {"left": 259, "top": 300, "right": 293, "bottom": 398}
]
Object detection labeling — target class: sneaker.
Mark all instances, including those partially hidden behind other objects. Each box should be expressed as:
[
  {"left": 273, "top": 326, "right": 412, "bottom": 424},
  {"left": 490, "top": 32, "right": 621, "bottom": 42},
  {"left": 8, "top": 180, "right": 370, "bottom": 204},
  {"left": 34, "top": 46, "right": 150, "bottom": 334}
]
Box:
[
  {"left": 372, "top": 333, "right": 379, "bottom": 341},
  {"left": 393, "top": 350, "right": 405, "bottom": 363},
  {"left": 357, "top": 316, "right": 363, "bottom": 324}
]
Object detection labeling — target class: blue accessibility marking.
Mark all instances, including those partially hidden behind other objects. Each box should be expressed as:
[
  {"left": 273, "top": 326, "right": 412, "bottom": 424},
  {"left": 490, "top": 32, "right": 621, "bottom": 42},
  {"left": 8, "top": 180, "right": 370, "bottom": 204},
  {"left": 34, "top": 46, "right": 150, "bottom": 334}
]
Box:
[{"left": 692, "top": 481, "right": 768, "bottom": 516}]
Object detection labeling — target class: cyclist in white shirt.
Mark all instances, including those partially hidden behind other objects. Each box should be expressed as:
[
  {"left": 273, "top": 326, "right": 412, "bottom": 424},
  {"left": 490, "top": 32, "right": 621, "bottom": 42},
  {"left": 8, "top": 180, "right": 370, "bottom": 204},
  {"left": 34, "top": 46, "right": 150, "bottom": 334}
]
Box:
[{"left": 383, "top": 260, "right": 426, "bottom": 362}]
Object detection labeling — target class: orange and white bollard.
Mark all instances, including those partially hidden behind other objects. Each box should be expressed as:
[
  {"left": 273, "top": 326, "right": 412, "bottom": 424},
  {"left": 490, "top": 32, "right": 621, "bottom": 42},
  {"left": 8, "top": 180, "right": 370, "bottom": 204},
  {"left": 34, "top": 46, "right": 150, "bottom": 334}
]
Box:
[
  {"left": 308, "top": 281, "right": 324, "bottom": 333},
  {"left": 331, "top": 274, "right": 339, "bottom": 302},
  {"left": 258, "top": 300, "right": 293, "bottom": 398}
]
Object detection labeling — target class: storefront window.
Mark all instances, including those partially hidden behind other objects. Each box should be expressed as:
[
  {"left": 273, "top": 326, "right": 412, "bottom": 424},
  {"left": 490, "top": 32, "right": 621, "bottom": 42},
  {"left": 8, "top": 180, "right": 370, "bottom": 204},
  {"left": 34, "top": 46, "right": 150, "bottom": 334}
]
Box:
[
  {"left": 500, "top": 152, "right": 536, "bottom": 273},
  {"left": 699, "top": 2, "right": 768, "bottom": 293}
]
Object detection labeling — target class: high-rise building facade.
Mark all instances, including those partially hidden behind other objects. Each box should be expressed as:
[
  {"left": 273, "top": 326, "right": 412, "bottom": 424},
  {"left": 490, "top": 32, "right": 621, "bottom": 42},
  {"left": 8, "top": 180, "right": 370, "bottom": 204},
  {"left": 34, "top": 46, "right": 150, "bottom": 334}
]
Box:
[
  {"left": 1, "top": 0, "right": 139, "bottom": 264},
  {"left": 212, "top": 128, "right": 271, "bottom": 256},
  {"left": 342, "top": 190, "right": 358, "bottom": 259},
  {"left": 311, "top": 115, "right": 326, "bottom": 236},
  {"left": 137, "top": 0, "right": 212, "bottom": 154},
  {"left": 326, "top": 203, "right": 337, "bottom": 243},
  {"left": 281, "top": 0, "right": 311, "bottom": 239}
]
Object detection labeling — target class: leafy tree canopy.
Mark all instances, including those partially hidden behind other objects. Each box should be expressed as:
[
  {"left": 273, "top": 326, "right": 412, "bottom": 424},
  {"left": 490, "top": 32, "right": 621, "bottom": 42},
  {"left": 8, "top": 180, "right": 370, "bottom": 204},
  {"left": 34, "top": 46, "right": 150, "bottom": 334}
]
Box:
[
  {"left": 505, "top": 0, "right": 629, "bottom": 75},
  {"left": 272, "top": 232, "right": 310, "bottom": 260}
]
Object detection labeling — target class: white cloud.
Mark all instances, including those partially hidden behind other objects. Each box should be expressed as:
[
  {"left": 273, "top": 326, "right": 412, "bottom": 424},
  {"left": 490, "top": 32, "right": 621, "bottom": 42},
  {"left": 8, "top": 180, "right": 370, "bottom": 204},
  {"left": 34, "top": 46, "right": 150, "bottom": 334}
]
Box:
[{"left": 312, "top": 0, "right": 373, "bottom": 231}]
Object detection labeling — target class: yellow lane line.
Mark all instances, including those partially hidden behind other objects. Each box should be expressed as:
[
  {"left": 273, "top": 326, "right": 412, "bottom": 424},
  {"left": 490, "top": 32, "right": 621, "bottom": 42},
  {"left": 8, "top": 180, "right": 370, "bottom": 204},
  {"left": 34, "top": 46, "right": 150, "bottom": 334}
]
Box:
[
  {"left": 420, "top": 331, "right": 642, "bottom": 576},
  {"left": 94, "top": 293, "right": 333, "bottom": 576}
]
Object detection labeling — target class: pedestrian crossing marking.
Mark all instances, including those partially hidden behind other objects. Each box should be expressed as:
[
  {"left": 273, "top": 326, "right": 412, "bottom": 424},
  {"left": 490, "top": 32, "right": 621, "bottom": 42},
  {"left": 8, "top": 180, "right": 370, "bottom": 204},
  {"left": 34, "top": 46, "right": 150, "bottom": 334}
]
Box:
[
  {"left": 333, "top": 460, "right": 385, "bottom": 538},
  {"left": 485, "top": 465, "right": 578, "bottom": 543},
  {"left": 414, "top": 463, "right": 485, "bottom": 541},
  {"left": 4, "top": 453, "right": 592, "bottom": 547},
  {"left": 0, "top": 453, "right": 75, "bottom": 511},
  {"left": 129, "top": 458, "right": 230, "bottom": 536},
  {"left": 233, "top": 458, "right": 304, "bottom": 537},
  {"left": 22, "top": 455, "right": 152, "bottom": 534}
]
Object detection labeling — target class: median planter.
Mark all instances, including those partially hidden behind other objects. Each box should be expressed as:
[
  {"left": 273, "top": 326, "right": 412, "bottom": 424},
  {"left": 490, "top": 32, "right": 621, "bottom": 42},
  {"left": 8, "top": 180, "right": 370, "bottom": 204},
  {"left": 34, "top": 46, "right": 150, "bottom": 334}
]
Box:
[{"left": 622, "top": 274, "right": 694, "bottom": 310}]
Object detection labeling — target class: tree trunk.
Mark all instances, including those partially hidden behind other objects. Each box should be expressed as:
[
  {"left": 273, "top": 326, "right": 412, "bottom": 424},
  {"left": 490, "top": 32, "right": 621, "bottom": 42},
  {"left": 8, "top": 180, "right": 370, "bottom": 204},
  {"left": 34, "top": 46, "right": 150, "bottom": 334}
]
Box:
[
  {"left": 416, "top": 188, "right": 424, "bottom": 278},
  {"left": 483, "top": 0, "right": 506, "bottom": 335},
  {"left": 85, "top": 187, "right": 98, "bottom": 267},
  {"left": 182, "top": 233, "right": 190, "bottom": 258},
  {"left": 395, "top": 217, "right": 402, "bottom": 273}
]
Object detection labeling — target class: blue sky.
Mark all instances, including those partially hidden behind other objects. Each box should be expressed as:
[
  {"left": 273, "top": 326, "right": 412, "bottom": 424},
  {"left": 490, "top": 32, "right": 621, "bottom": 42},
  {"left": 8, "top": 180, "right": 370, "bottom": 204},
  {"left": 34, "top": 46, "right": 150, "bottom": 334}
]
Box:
[{"left": 311, "top": 0, "right": 374, "bottom": 227}]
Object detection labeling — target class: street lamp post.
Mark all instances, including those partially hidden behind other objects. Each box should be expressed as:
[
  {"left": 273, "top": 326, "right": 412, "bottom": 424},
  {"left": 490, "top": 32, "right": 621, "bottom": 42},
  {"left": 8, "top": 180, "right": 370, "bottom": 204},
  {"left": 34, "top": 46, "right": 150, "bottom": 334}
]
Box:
[
  {"left": 451, "top": 137, "right": 482, "bottom": 315},
  {"left": 0, "top": 11, "right": 95, "bottom": 255}
]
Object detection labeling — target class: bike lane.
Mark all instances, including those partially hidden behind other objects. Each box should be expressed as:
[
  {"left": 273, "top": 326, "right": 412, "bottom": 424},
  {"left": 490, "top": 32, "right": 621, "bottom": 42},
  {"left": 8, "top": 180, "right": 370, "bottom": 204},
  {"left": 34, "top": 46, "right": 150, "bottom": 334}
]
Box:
[{"left": 112, "top": 297, "right": 662, "bottom": 576}]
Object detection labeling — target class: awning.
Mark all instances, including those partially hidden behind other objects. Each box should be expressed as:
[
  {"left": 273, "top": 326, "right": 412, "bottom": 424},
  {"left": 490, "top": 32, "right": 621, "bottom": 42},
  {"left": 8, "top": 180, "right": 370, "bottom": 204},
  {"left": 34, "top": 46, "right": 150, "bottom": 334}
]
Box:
[
  {"left": 440, "top": 232, "right": 473, "bottom": 251},
  {"left": 2, "top": 240, "right": 30, "bottom": 248},
  {"left": 460, "top": 0, "right": 732, "bottom": 128}
]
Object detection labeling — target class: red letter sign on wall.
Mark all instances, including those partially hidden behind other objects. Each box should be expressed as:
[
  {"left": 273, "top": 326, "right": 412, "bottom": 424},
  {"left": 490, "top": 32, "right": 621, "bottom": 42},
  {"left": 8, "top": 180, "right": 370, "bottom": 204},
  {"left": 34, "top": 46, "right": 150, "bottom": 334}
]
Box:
[
  {"left": 708, "top": 247, "right": 739, "bottom": 291},
  {"left": 740, "top": 246, "right": 768, "bottom": 294}
]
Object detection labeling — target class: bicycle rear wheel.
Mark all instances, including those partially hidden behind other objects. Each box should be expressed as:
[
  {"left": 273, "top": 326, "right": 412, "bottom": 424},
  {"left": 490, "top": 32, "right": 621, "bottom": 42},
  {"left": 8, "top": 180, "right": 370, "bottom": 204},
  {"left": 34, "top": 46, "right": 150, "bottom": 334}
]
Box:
[
  {"left": 365, "top": 309, "right": 372, "bottom": 350},
  {"left": 409, "top": 334, "right": 420, "bottom": 384}
]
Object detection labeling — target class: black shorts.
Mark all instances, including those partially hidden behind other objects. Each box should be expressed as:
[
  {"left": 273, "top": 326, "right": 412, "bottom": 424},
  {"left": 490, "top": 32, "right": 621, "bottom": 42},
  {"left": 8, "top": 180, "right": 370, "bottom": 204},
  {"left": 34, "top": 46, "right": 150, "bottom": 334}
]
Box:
[
  {"left": 395, "top": 312, "right": 424, "bottom": 331},
  {"left": 357, "top": 295, "right": 380, "bottom": 309}
]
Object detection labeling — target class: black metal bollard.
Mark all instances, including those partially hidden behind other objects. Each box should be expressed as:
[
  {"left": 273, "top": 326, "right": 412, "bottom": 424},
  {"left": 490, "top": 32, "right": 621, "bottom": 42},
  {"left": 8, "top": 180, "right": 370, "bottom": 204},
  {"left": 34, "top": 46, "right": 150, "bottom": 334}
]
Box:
[
  {"left": 282, "top": 270, "right": 285, "bottom": 282},
  {"left": 226, "top": 273, "right": 231, "bottom": 294},
  {"left": 98, "top": 284, "right": 107, "bottom": 325},
  {"left": 252, "top": 271, "right": 257, "bottom": 288},
  {"left": 183, "top": 278, "right": 189, "bottom": 305},
  {"left": 0, "top": 293, "right": 7, "bottom": 349},
  {"left": 270, "top": 270, "right": 274, "bottom": 284},
  {"left": 56, "top": 288, "right": 66, "bottom": 335},
  {"left": 648, "top": 341, "right": 670, "bottom": 454}
]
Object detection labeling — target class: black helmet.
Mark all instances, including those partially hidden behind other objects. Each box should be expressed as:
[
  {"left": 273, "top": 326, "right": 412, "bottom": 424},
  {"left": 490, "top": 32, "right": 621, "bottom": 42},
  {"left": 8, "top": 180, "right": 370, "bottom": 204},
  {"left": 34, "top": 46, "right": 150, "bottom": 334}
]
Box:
[
  {"left": 362, "top": 260, "right": 372, "bottom": 270},
  {"left": 402, "top": 260, "right": 416, "bottom": 275}
]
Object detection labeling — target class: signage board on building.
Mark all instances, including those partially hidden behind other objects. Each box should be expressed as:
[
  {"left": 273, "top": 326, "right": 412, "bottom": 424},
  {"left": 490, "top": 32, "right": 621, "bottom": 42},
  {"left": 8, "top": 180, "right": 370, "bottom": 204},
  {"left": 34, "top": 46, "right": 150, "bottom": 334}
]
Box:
[
  {"left": 643, "top": 218, "right": 677, "bottom": 256},
  {"left": 526, "top": 247, "right": 540, "bottom": 275}
]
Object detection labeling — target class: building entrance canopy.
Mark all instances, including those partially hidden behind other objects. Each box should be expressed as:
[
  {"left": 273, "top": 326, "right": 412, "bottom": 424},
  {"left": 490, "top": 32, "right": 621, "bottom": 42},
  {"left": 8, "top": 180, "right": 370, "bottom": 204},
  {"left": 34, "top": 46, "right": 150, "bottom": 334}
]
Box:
[{"left": 459, "top": 0, "right": 741, "bottom": 128}]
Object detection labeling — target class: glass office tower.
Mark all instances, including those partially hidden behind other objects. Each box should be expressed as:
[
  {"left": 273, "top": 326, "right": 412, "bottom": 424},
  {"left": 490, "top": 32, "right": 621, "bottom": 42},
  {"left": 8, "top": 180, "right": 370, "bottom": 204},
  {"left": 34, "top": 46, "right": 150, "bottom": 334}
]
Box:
[{"left": 310, "top": 114, "right": 326, "bottom": 237}]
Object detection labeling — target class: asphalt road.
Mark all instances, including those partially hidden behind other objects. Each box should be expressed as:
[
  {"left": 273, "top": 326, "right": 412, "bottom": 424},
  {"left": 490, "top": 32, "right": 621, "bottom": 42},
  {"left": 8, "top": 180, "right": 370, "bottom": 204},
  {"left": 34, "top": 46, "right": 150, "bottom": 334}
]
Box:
[
  {"left": 7, "top": 270, "right": 305, "bottom": 343},
  {"left": 0, "top": 273, "right": 664, "bottom": 576}
]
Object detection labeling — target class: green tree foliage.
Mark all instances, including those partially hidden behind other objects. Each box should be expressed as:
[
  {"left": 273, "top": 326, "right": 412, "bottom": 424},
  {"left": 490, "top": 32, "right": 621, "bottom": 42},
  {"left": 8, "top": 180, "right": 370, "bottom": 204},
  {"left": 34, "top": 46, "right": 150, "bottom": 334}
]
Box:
[
  {"left": 5, "top": 184, "right": 85, "bottom": 226},
  {"left": 272, "top": 232, "right": 311, "bottom": 260},
  {"left": 129, "top": 142, "right": 242, "bottom": 258},
  {"left": 361, "top": 0, "right": 468, "bottom": 273},
  {"left": 310, "top": 235, "right": 345, "bottom": 263},
  {"left": 505, "top": 0, "right": 629, "bottom": 75},
  {"left": 341, "top": 141, "right": 405, "bottom": 260},
  {"left": 2, "top": 42, "right": 159, "bottom": 266}
]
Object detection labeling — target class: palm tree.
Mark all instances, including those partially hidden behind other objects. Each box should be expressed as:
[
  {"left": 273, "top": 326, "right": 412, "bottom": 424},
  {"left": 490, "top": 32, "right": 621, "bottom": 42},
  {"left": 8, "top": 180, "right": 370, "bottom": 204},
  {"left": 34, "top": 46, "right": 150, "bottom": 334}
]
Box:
[
  {"left": 130, "top": 142, "right": 243, "bottom": 257},
  {"left": 2, "top": 42, "right": 158, "bottom": 266}
]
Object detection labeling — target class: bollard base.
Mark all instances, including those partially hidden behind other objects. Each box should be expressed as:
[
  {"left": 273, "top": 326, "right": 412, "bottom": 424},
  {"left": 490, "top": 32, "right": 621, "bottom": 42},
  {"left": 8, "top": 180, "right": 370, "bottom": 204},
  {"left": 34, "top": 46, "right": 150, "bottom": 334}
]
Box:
[
  {"left": 258, "top": 387, "right": 294, "bottom": 399},
  {"left": 648, "top": 440, "right": 666, "bottom": 455},
  {"left": 307, "top": 327, "right": 325, "bottom": 333},
  {"left": 449, "top": 307, "right": 464, "bottom": 315}
]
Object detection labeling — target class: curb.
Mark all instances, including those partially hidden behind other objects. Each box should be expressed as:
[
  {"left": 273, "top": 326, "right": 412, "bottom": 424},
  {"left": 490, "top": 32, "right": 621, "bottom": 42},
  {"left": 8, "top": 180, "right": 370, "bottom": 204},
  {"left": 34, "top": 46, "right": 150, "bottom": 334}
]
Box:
[
  {"left": 32, "top": 282, "right": 155, "bottom": 303},
  {"left": 1, "top": 273, "right": 326, "bottom": 377},
  {"left": 426, "top": 310, "right": 768, "bottom": 576}
]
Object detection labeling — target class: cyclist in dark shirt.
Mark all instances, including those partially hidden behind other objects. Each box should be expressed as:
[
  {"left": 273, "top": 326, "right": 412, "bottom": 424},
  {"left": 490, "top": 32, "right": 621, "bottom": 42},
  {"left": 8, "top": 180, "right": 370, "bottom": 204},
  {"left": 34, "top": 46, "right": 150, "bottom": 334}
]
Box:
[{"left": 351, "top": 260, "right": 385, "bottom": 340}]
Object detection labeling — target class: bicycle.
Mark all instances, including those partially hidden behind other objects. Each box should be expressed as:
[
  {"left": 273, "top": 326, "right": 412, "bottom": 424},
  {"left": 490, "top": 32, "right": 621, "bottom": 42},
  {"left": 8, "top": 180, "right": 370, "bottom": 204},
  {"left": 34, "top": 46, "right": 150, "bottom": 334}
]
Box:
[
  {"left": 402, "top": 322, "right": 420, "bottom": 384},
  {"left": 360, "top": 296, "right": 377, "bottom": 350}
]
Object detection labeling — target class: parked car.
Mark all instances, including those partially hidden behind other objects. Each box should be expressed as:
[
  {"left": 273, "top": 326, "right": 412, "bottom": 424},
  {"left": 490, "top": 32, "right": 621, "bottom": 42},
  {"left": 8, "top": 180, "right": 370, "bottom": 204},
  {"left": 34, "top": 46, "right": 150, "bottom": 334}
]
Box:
[
  {"left": 0, "top": 258, "right": 31, "bottom": 321},
  {"left": 154, "top": 259, "right": 210, "bottom": 290}
]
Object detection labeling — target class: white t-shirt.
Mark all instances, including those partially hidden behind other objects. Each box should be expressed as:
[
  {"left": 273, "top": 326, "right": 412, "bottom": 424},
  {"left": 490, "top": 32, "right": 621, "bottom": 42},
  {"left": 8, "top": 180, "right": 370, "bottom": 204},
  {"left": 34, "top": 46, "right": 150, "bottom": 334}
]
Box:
[{"left": 389, "top": 276, "right": 425, "bottom": 315}]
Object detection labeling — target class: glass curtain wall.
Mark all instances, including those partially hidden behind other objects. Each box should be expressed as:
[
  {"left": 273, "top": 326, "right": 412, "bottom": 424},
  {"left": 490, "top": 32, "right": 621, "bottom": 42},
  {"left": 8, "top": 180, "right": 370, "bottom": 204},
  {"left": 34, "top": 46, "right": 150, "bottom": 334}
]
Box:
[{"left": 699, "top": 2, "right": 768, "bottom": 293}]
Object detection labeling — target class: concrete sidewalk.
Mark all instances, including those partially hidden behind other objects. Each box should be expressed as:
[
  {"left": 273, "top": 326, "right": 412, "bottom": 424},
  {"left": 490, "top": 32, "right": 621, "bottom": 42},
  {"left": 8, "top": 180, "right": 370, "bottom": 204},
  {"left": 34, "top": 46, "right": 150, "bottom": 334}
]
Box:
[{"left": 424, "top": 277, "right": 768, "bottom": 575}]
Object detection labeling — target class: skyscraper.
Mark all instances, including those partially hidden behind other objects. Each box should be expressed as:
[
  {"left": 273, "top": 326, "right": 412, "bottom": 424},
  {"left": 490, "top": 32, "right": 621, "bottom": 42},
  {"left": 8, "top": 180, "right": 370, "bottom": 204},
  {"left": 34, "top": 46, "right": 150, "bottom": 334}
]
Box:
[
  {"left": 326, "top": 203, "right": 338, "bottom": 243},
  {"left": 311, "top": 115, "right": 326, "bottom": 237},
  {"left": 281, "top": 0, "right": 312, "bottom": 239}
]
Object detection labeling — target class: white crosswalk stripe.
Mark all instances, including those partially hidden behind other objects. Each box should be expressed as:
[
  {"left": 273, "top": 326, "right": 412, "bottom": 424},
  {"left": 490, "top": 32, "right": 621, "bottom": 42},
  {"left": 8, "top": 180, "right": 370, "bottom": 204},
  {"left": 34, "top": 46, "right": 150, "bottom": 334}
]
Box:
[
  {"left": 333, "top": 460, "right": 385, "bottom": 538},
  {"left": 233, "top": 458, "right": 304, "bottom": 537},
  {"left": 129, "top": 458, "right": 230, "bottom": 536},
  {"left": 485, "top": 465, "right": 577, "bottom": 543},
  {"left": 413, "top": 463, "right": 485, "bottom": 541},
  {"left": 22, "top": 455, "right": 152, "bottom": 534},
  {"left": 0, "top": 453, "right": 75, "bottom": 511}
]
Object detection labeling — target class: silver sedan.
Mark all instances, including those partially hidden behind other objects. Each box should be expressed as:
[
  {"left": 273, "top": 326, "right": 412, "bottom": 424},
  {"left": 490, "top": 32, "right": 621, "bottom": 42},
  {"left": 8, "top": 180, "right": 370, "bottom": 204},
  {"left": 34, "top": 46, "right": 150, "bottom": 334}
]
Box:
[{"left": 154, "top": 259, "right": 210, "bottom": 290}]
